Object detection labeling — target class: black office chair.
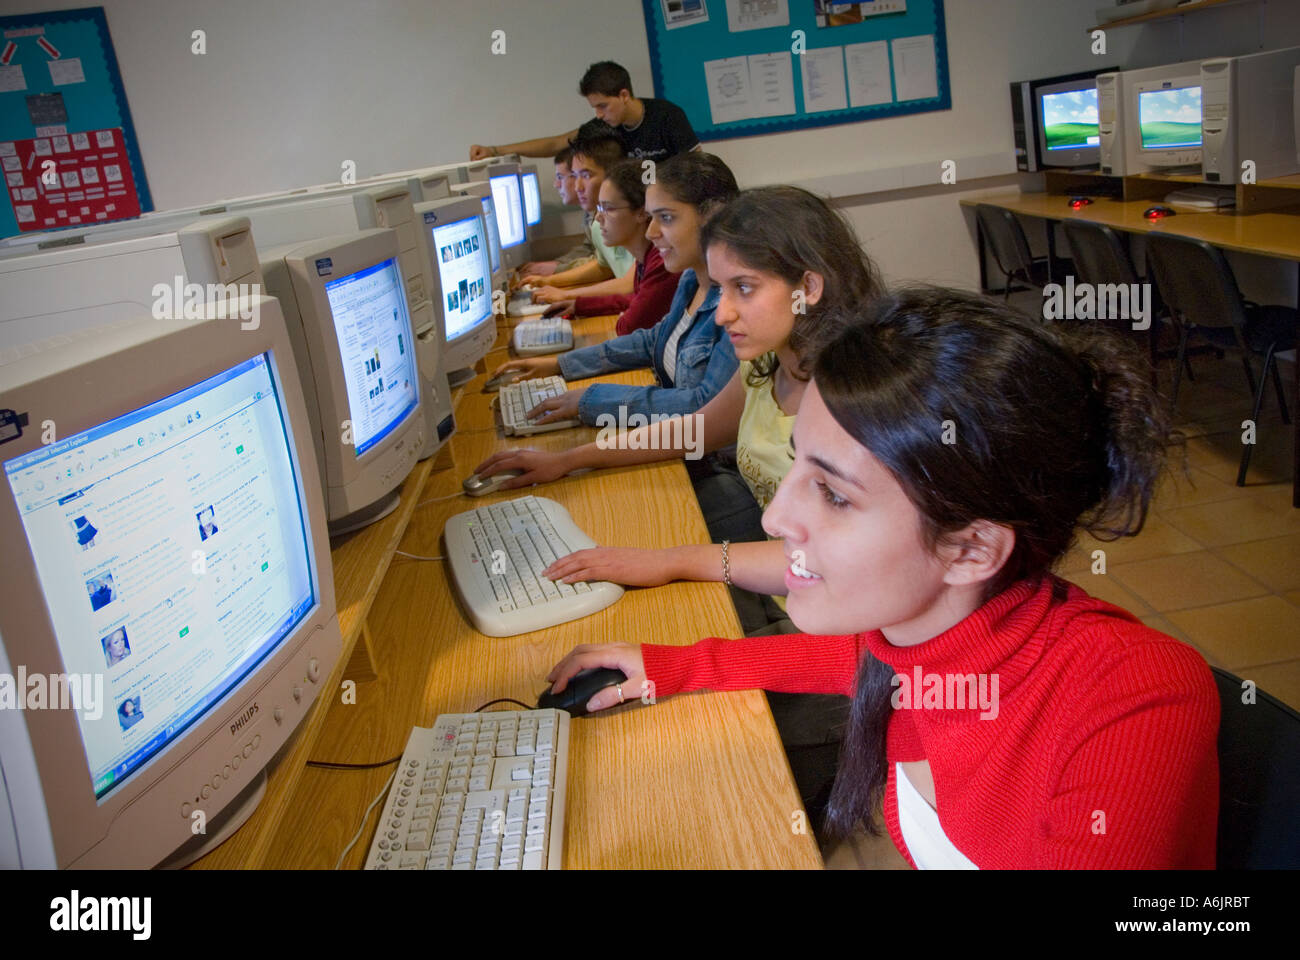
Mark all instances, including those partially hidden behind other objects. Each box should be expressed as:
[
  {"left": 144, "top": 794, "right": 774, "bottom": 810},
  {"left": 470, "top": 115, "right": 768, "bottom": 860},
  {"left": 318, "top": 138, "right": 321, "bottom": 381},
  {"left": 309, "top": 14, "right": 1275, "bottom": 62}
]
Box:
[
  {"left": 1060, "top": 219, "right": 1162, "bottom": 383},
  {"left": 974, "top": 204, "right": 1052, "bottom": 301},
  {"left": 1145, "top": 233, "right": 1296, "bottom": 486},
  {"left": 1211, "top": 666, "right": 1300, "bottom": 868}
]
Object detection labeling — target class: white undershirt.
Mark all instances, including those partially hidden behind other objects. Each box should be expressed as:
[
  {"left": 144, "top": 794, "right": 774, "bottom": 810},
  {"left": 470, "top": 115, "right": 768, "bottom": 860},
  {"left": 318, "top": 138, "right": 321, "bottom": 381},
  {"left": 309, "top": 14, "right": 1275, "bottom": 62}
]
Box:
[
  {"left": 660, "top": 306, "right": 695, "bottom": 386},
  {"left": 894, "top": 762, "right": 978, "bottom": 870}
]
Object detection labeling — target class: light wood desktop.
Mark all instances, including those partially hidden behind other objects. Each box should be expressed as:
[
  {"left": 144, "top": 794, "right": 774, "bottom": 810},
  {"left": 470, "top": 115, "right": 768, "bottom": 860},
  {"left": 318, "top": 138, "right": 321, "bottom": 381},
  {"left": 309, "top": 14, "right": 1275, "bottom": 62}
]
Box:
[{"left": 192, "top": 309, "right": 823, "bottom": 870}]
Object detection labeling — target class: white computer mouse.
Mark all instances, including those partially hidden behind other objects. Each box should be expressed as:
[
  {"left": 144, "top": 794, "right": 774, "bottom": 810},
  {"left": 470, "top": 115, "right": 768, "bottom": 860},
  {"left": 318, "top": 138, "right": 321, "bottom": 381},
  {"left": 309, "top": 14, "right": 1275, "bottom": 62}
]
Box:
[{"left": 462, "top": 469, "right": 525, "bottom": 497}]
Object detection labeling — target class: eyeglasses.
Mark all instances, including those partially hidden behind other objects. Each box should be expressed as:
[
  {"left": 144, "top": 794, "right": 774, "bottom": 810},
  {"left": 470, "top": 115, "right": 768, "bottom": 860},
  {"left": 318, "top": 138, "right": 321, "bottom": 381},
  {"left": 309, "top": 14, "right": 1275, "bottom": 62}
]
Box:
[{"left": 595, "top": 203, "right": 633, "bottom": 214}]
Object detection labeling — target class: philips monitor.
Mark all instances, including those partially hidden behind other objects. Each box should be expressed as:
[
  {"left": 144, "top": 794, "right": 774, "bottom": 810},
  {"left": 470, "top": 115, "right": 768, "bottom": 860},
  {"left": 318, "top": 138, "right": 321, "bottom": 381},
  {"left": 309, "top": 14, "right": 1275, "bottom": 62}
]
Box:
[
  {"left": 1135, "top": 80, "right": 1203, "bottom": 168},
  {"left": 1104, "top": 59, "right": 1212, "bottom": 176},
  {"left": 521, "top": 165, "right": 543, "bottom": 239},
  {"left": 259, "top": 229, "right": 425, "bottom": 534},
  {"left": 488, "top": 164, "right": 528, "bottom": 268},
  {"left": 0, "top": 217, "right": 261, "bottom": 351},
  {"left": 416, "top": 197, "right": 496, "bottom": 387},
  {"left": 0, "top": 296, "right": 342, "bottom": 868}
]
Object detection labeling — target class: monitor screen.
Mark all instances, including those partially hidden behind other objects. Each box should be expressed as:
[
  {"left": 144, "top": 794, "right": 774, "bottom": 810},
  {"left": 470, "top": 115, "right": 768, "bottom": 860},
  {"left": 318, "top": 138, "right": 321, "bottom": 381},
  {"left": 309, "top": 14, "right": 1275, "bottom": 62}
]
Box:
[
  {"left": 489, "top": 173, "right": 526, "bottom": 249},
  {"left": 480, "top": 196, "right": 501, "bottom": 275},
  {"left": 522, "top": 172, "right": 542, "bottom": 226},
  {"left": 4, "top": 353, "right": 315, "bottom": 801},
  {"left": 433, "top": 214, "right": 492, "bottom": 342},
  {"left": 1040, "top": 88, "right": 1100, "bottom": 152},
  {"left": 322, "top": 258, "right": 420, "bottom": 457},
  {"left": 1138, "top": 85, "right": 1203, "bottom": 149}
]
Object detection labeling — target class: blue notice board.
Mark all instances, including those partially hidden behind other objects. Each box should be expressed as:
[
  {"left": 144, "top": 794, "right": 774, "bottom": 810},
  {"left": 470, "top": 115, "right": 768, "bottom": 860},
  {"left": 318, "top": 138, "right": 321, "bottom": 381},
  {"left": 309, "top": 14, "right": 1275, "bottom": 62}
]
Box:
[
  {"left": 0, "top": 6, "right": 150, "bottom": 237},
  {"left": 641, "top": 0, "right": 950, "bottom": 142}
]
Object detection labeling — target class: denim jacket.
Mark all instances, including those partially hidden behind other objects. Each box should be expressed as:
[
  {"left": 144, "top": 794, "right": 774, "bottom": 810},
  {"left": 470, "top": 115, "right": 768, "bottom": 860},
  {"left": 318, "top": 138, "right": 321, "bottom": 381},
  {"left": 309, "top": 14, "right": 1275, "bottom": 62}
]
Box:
[{"left": 556, "top": 269, "right": 738, "bottom": 426}]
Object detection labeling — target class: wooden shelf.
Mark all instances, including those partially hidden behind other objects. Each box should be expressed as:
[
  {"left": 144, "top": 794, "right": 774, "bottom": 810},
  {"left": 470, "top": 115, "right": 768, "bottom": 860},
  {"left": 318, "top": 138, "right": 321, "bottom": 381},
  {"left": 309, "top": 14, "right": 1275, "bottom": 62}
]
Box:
[{"left": 1090, "top": 0, "right": 1257, "bottom": 32}]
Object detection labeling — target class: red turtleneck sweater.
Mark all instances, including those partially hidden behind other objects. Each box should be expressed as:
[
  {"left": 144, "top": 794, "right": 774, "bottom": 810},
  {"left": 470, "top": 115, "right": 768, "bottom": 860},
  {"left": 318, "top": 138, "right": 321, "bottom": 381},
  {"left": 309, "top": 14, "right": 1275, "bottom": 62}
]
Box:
[{"left": 641, "top": 576, "right": 1219, "bottom": 868}]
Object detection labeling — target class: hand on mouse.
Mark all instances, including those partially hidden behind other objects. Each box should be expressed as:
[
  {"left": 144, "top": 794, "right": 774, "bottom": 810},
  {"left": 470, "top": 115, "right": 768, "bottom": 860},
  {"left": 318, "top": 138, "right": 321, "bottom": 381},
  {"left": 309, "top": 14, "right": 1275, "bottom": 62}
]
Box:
[
  {"left": 547, "top": 643, "right": 647, "bottom": 714},
  {"left": 472, "top": 448, "right": 572, "bottom": 488},
  {"left": 526, "top": 388, "right": 583, "bottom": 424},
  {"left": 491, "top": 356, "right": 561, "bottom": 380},
  {"left": 542, "top": 299, "right": 575, "bottom": 318},
  {"left": 543, "top": 546, "right": 681, "bottom": 588}
]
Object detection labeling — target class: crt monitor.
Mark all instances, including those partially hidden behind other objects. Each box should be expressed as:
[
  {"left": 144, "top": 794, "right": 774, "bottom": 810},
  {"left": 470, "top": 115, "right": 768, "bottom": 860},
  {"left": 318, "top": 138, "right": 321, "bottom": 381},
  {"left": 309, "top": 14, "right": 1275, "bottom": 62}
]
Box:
[
  {"left": 260, "top": 229, "right": 425, "bottom": 535},
  {"left": 479, "top": 195, "right": 504, "bottom": 289},
  {"left": 520, "top": 165, "right": 542, "bottom": 238},
  {"left": 1135, "top": 79, "right": 1203, "bottom": 167},
  {"left": 1035, "top": 77, "right": 1102, "bottom": 168},
  {"left": 416, "top": 197, "right": 496, "bottom": 387},
  {"left": 0, "top": 296, "right": 342, "bottom": 868},
  {"left": 488, "top": 164, "right": 528, "bottom": 269}
]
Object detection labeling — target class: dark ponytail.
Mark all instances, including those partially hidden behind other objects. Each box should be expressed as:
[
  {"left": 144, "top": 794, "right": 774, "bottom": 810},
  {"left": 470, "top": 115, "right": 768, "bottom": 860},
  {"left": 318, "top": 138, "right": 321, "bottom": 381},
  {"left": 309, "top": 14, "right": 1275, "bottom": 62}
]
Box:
[{"left": 816, "top": 286, "right": 1178, "bottom": 840}]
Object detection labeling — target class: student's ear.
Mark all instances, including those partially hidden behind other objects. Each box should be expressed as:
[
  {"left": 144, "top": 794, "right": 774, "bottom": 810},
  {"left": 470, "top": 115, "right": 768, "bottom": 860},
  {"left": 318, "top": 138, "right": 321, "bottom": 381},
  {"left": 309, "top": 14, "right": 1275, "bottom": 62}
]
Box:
[
  {"left": 938, "top": 520, "right": 1015, "bottom": 588},
  {"left": 801, "top": 270, "right": 825, "bottom": 308}
]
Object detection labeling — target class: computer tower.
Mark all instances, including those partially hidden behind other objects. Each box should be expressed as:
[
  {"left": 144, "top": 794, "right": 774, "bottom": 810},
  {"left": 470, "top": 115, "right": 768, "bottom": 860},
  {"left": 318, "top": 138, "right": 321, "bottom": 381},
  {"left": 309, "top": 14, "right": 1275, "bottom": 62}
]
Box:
[{"left": 1201, "top": 46, "right": 1300, "bottom": 183}]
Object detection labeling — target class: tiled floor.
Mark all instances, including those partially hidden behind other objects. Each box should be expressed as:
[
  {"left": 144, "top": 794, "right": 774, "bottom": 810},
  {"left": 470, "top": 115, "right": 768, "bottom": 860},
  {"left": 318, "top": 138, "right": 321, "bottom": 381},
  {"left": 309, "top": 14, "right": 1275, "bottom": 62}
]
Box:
[{"left": 824, "top": 343, "right": 1299, "bottom": 870}]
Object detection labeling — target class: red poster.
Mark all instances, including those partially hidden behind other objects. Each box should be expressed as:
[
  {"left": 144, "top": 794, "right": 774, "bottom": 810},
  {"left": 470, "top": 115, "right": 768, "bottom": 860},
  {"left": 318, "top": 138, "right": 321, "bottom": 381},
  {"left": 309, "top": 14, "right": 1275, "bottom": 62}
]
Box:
[{"left": 2, "top": 126, "right": 142, "bottom": 232}]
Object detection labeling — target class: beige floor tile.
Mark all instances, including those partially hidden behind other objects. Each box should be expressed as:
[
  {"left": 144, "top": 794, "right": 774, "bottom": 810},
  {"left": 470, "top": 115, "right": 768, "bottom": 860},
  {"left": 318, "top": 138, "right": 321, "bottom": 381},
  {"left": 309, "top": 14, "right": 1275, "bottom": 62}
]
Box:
[
  {"left": 1063, "top": 572, "right": 1154, "bottom": 617},
  {"left": 1077, "top": 515, "right": 1203, "bottom": 565},
  {"left": 1165, "top": 596, "right": 1300, "bottom": 671},
  {"left": 1214, "top": 533, "right": 1300, "bottom": 594},
  {"left": 1287, "top": 591, "right": 1300, "bottom": 610},
  {"left": 1110, "top": 551, "right": 1268, "bottom": 612},
  {"left": 1231, "top": 659, "right": 1300, "bottom": 714},
  {"left": 1245, "top": 482, "right": 1300, "bottom": 517},
  {"left": 1161, "top": 496, "right": 1300, "bottom": 548},
  {"left": 1152, "top": 465, "right": 1257, "bottom": 511},
  {"left": 1185, "top": 428, "right": 1294, "bottom": 486}
]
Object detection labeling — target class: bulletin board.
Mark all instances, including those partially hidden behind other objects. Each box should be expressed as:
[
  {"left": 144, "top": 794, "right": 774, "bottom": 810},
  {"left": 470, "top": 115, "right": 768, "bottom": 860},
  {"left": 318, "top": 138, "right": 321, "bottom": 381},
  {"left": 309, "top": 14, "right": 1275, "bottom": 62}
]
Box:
[
  {"left": 641, "top": 0, "right": 950, "bottom": 142},
  {"left": 0, "top": 6, "right": 150, "bottom": 237}
]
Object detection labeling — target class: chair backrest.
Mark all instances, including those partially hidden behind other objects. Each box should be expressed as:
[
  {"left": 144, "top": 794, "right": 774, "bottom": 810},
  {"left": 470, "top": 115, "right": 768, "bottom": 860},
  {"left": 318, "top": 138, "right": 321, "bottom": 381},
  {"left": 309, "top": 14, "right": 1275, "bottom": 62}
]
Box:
[
  {"left": 975, "top": 205, "right": 1035, "bottom": 280},
  {"left": 1061, "top": 220, "right": 1139, "bottom": 288},
  {"left": 1212, "top": 665, "right": 1300, "bottom": 868},
  {"left": 1145, "top": 233, "right": 1248, "bottom": 332}
]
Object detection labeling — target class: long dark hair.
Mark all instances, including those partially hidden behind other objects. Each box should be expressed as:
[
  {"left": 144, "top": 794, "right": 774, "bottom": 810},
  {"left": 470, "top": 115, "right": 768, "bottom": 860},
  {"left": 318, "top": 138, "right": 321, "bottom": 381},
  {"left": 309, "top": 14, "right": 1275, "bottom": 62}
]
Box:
[
  {"left": 699, "top": 186, "right": 883, "bottom": 384},
  {"left": 601, "top": 158, "right": 649, "bottom": 215},
  {"left": 654, "top": 151, "right": 739, "bottom": 220},
  {"left": 815, "top": 286, "right": 1176, "bottom": 840}
]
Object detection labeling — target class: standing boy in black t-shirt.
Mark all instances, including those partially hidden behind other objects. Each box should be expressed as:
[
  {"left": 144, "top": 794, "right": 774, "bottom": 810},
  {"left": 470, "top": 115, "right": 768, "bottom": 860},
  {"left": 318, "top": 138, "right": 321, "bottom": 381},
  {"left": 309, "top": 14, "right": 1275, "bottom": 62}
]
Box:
[{"left": 470, "top": 61, "right": 700, "bottom": 163}]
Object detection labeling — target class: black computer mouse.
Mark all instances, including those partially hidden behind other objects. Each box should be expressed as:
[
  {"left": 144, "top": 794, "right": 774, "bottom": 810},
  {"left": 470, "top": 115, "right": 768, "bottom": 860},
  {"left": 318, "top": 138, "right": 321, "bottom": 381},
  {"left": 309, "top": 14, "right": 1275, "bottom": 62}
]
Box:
[
  {"left": 537, "top": 667, "right": 628, "bottom": 717},
  {"left": 1068, "top": 195, "right": 1093, "bottom": 209},
  {"left": 1143, "top": 205, "right": 1176, "bottom": 220}
]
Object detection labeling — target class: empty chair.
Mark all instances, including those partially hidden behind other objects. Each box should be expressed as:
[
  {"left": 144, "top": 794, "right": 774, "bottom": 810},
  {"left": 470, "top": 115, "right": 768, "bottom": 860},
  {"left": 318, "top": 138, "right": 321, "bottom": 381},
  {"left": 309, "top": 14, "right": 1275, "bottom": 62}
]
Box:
[
  {"left": 1145, "top": 233, "right": 1296, "bottom": 486},
  {"left": 1211, "top": 666, "right": 1300, "bottom": 868},
  {"left": 974, "top": 204, "right": 1051, "bottom": 301}
]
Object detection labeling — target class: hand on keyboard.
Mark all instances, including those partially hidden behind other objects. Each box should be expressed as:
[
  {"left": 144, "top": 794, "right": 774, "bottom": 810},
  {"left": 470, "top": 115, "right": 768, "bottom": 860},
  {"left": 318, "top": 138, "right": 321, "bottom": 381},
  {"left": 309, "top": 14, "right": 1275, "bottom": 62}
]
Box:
[
  {"left": 547, "top": 643, "right": 648, "bottom": 715},
  {"left": 491, "top": 356, "right": 561, "bottom": 381},
  {"left": 527, "top": 388, "right": 584, "bottom": 425},
  {"left": 531, "top": 285, "right": 570, "bottom": 304},
  {"left": 543, "top": 546, "right": 681, "bottom": 588},
  {"left": 474, "top": 447, "right": 571, "bottom": 488},
  {"left": 542, "top": 299, "right": 575, "bottom": 318}
]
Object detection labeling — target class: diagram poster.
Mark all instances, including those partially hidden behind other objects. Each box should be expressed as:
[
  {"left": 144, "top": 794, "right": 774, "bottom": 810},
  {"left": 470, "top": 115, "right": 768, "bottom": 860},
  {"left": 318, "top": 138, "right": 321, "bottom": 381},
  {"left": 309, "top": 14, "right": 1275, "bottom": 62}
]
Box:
[
  {"left": 642, "top": 0, "right": 948, "bottom": 141},
  {"left": 0, "top": 7, "right": 150, "bottom": 237}
]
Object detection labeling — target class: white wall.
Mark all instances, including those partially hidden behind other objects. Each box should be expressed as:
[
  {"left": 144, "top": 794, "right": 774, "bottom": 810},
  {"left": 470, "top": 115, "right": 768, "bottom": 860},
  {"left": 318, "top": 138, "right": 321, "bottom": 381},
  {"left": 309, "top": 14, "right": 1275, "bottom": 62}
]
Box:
[{"left": 13, "top": 0, "right": 1300, "bottom": 290}]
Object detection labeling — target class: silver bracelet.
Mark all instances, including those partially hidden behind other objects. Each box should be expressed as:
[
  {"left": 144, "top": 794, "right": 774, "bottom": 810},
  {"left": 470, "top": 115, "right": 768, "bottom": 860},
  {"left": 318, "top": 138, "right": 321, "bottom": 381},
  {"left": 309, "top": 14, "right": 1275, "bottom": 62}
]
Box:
[{"left": 721, "top": 540, "right": 732, "bottom": 586}]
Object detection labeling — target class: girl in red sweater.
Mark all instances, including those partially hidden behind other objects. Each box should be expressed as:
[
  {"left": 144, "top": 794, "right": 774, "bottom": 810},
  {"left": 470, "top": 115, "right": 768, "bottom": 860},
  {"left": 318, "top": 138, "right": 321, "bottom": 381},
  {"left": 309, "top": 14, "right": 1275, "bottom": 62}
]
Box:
[{"left": 546, "top": 287, "right": 1220, "bottom": 869}]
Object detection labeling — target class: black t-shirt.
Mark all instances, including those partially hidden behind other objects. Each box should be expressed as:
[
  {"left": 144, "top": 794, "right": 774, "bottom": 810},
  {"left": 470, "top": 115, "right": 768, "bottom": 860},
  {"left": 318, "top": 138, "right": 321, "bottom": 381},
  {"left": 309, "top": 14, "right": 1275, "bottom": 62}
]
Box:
[{"left": 572, "top": 99, "right": 699, "bottom": 162}]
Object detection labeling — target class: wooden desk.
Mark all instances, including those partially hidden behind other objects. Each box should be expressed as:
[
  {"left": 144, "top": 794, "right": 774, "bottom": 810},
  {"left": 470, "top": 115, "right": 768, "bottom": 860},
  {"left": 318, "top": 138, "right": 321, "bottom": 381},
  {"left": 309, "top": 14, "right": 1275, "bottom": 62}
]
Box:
[
  {"left": 960, "top": 190, "right": 1300, "bottom": 507},
  {"left": 200, "top": 311, "right": 822, "bottom": 869}
]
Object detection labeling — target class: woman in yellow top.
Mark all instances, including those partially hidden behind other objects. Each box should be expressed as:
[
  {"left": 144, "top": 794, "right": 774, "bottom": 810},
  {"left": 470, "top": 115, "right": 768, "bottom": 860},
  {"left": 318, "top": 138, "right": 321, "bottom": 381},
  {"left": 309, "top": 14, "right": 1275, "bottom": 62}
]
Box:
[{"left": 474, "top": 186, "right": 882, "bottom": 606}]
